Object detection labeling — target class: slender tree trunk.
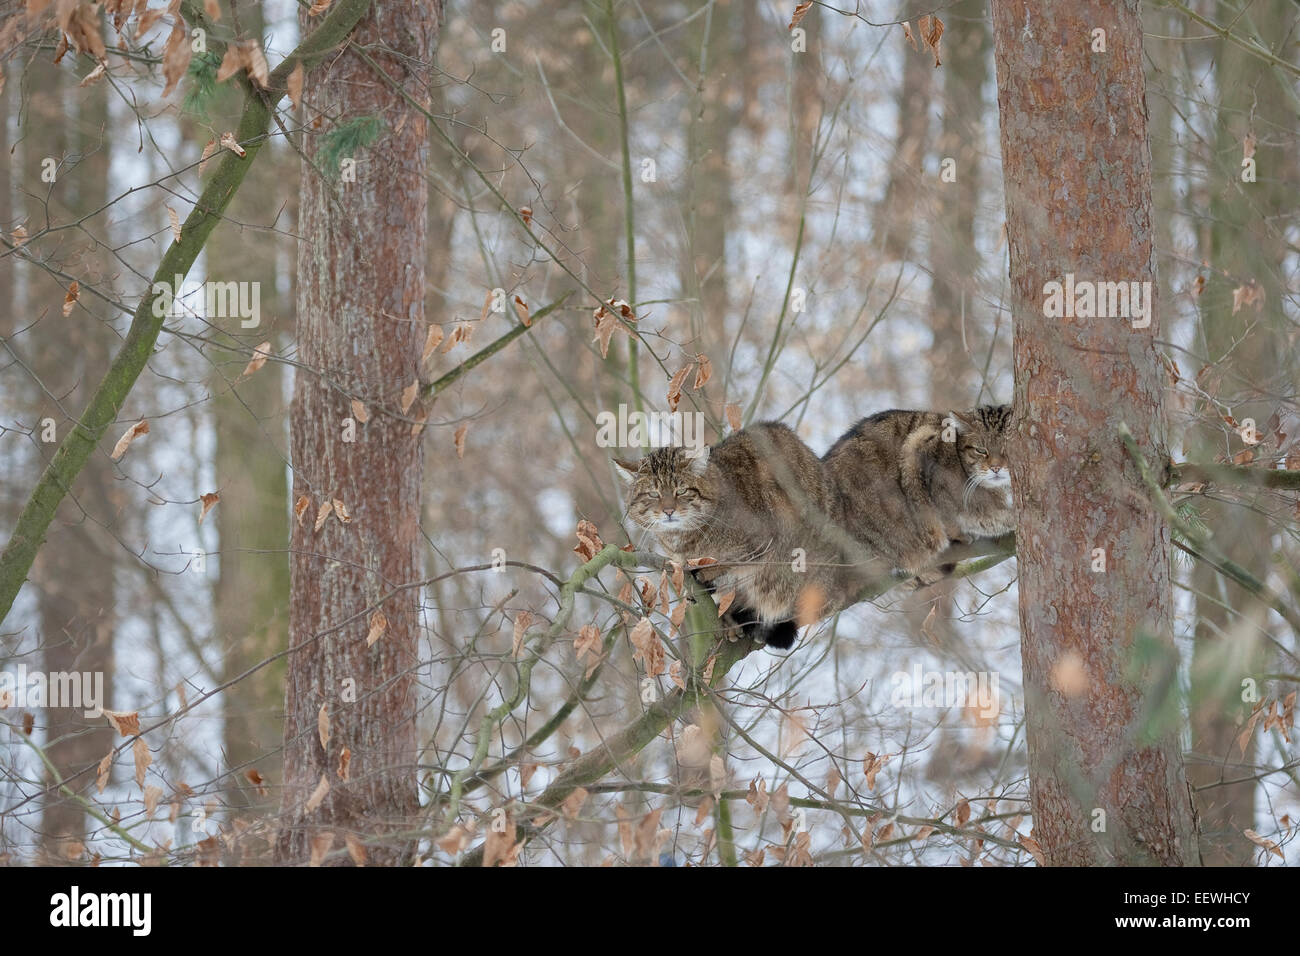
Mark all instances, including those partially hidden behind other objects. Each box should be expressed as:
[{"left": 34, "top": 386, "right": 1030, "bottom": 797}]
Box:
[
  {"left": 27, "top": 66, "right": 116, "bottom": 864},
  {"left": 990, "top": 0, "right": 1199, "bottom": 865},
  {"left": 1186, "top": 0, "right": 1292, "bottom": 866},
  {"left": 873, "top": 39, "right": 931, "bottom": 260},
  {"left": 202, "top": 6, "right": 292, "bottom": 834},
  {"left": 276, "top": 0, "right": 442, "bottom": 866},
  {"left": 927, "top": 0, "right": 990, "bottom": 408}
]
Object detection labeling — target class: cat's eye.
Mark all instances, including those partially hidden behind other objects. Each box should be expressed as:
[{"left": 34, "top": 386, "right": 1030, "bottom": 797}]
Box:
[
  {"left": 674, "top": 487, "right": 691, "bottom": 496},
  {"left": 972, "top": 447, "right": 988, "bottom": 457}
]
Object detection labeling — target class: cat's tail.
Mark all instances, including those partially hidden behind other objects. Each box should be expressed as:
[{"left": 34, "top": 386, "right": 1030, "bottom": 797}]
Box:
[
  {"left": 726, "top": 603, "right": 798, "bottom": 650},
  {"left": 688, "top": 571, "right": 799, "bottom": 650}
]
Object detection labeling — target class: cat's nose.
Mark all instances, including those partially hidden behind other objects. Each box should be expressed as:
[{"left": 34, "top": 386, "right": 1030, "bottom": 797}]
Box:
[{"left": 662, "top": 506, "right": 676, "bottom": 517}]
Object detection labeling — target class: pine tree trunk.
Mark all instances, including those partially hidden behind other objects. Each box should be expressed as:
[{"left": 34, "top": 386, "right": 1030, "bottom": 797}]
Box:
[
  {"left": 276, "top": 0, "right": 443, "bottom": 866},
  {"left": 990, "top": 0, "right": 1200, "bottom": 865}
]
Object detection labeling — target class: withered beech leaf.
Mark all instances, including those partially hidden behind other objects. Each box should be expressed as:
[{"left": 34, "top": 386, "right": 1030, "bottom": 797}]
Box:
[
  {"left": 693, "top": 354, "right": 713, "bottom": 390},
  {"left": 366, "top": 610, "right": 387, "bottom": 647},
  {"left": 666, "top": 363, "right": 692, "bottom": 412},
  {"left": 574, "top": 624, "right": 602, "bottom": 678},
  {"left": 901, "top": 20, "right": 918, "bottom": 51},
  {"left": 62, "top": 280, "right": 80, "bottom": 316},
  {"left": 198, "top": 138, "right": 218, "bottom": 174},
  {"left": 96, "top": 752, "right": 113, "bottom": 794},
  {"left": 787, "top": 1, "right": 812, "bottom": 31},
  {"left": 242, "top": 41, "right": 270, "bottom": 88},
  {"left": 133, "top": 737, "right": 152, "bottom": 787},
  {"left": 79, "top": 62, "right": 107, "bottom": 88},
  {"left": 420, "top": 325, "right": 444, "bottom": 365},
  {"left": 561, "top": 787, "right": 589, "bottom": 820},
  {"left": 305, "top": 774, "right": 330, "bottom": 812},
  {"left": 161, "top": 19, "right": 191, "bottom": 98},
  {"left": 166, "top": 205, "right": 182, "bottom": 243},
  {"left": 454, "top": 423, "right": 468, "bottom": 460},
  {"left": 350, "top": 398, "right": 369, "bottom": 423},
  {"left": 287, "top": 61, "right": 305, "bottom": 110},
  {"left": 344, "top": 833, "right": 367, "bottom": 866},
  {"left": 219, "top": 131, "right": 246, "bottom": 157},
  {"left": 572, "top": 518, "right": 603, "bottom": 560},
  {"left": 239, "top": 341, "right": 272, "bottom": 379},
  {"left": 313, "top": 499, "right": 334, "bottom": 532},
  {"left": 337, "top": 747, "right": 352, "bottom": 780},
  {"left": 917, "top": 14, "right": 943, "bottom": 66},
  {"left": 513, "top": 295, "right": 531, "bottom": 326},
  {"left": 216, "top": 41, "right": 242, "bottom": 83},
  {"left": 104, "top": 709, "right": 141, "bottom": 737},
  {"left": 293, "top": 494, "right": 311, "bottom": 526},
  {"left": 143, "top": 784, "right": 163, "bottom": 817},
  {"left": 309, "top": 831, "right": 333, "bottom": 867},
  {"left": 400, "top": 379, "right": 419, "bottom": 414},
  {"left": 955, "top": 798, "right": 971, "bottom": 827},
  {"left": 317, "top": 703, "right": 330, "bottom": 750},
  {"left": 512, "top": 610, "right": 533, "bottom": 658},
  {"left": 725, "top": 403, "right": 742, "bottom": 432},
  {"left": 110, "top": 419, "right": 149, "bottom": 461},
  {"left": 332, "top": 498, "right": 352, "bottom": 523}
]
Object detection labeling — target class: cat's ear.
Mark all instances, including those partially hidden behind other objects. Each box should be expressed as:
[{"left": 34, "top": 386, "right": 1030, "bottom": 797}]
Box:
[
  {"left": 687, "top": 446, "right": 710, "bottom": 475},
  {"left": 612, "top": 458, "right": 640, "bottom": 484},
  {"left": 948, "top": 410, "right": 976, "bottom": 433}
]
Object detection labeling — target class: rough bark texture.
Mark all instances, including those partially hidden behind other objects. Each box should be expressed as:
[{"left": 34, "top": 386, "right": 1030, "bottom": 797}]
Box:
[
  {"left": 276, "top": 0, "right": 441, "bottom": 866},
  {"left": 990, "top": 0, "right": 1200, "bottom": 865}
]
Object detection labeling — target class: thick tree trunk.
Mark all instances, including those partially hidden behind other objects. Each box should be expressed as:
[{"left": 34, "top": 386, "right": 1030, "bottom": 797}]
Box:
[
  {"left": 276, "top": 0, "right": 442, "bottom": 866},
  {"left": 990, "top": 0, "right": 1199, "bottom": 865}
]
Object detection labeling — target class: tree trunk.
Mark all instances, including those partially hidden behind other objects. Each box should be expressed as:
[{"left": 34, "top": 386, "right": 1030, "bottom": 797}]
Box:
[
  {"left": 27, "top": 65, "right": 116, "bottom": 864},
  {"left": 276, "top": 0, "right": 442, "bottom": 866},
  {"left": 873, "top": 39, "right": 931, "bottom": 260},
  {"left": 990, "top": 0, "right": 1199, "bottom": 865},
  {"left": 203, "top": 6, "right": 292, "bottom": 834},
  {"left": 1186, "top": 0, "right": 1292, "bottom": 866},
  {"left": 927, "top": 0, "right": 990, "bottom": 409}
]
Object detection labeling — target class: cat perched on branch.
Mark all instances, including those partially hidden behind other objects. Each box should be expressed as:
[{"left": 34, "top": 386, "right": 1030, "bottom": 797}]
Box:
[
  {"left": 614, "top": 405, "right": 1017, "bottom": 649},
  {"left": 614, "top": 422, "right": 847, "bottom": 650},
  {"left": 823, "top": 404, "right": 1016, "bottom": 586}
]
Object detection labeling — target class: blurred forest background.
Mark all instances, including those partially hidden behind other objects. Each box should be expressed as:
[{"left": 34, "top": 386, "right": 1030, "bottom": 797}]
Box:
[{"left": 0, "top": 0, "right": 1296, "bottom": 866}]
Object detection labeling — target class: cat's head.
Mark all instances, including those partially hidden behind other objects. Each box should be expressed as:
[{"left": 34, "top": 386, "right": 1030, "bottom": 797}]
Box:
[
  {"left": 950, "top": 404, "right": 1013, "bottom": 490},
  {"left": 613, "top": 445, "right": 716, "bottom": 534}
]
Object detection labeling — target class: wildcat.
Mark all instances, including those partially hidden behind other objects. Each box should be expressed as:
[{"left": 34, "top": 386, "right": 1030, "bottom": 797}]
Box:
[
  {"left": 822, "top": 404, "right": 1015, "bottom": 587},
  {"left": 614, "top": 422, "right": 842, "bottom": 649}
]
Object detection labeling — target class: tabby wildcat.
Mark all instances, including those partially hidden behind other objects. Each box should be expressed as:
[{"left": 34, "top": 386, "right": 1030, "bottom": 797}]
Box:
[
  {"left": 615, "top": 422, "right": 841, "bottom": 649},
  {"left": 823, "top": 404, "right": 1015, "bottom": 586}
]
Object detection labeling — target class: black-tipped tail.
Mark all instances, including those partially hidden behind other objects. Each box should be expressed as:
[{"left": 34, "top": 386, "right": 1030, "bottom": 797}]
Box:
[{"left": 756, "top": 619, "right": 798, "bottom": 650}]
